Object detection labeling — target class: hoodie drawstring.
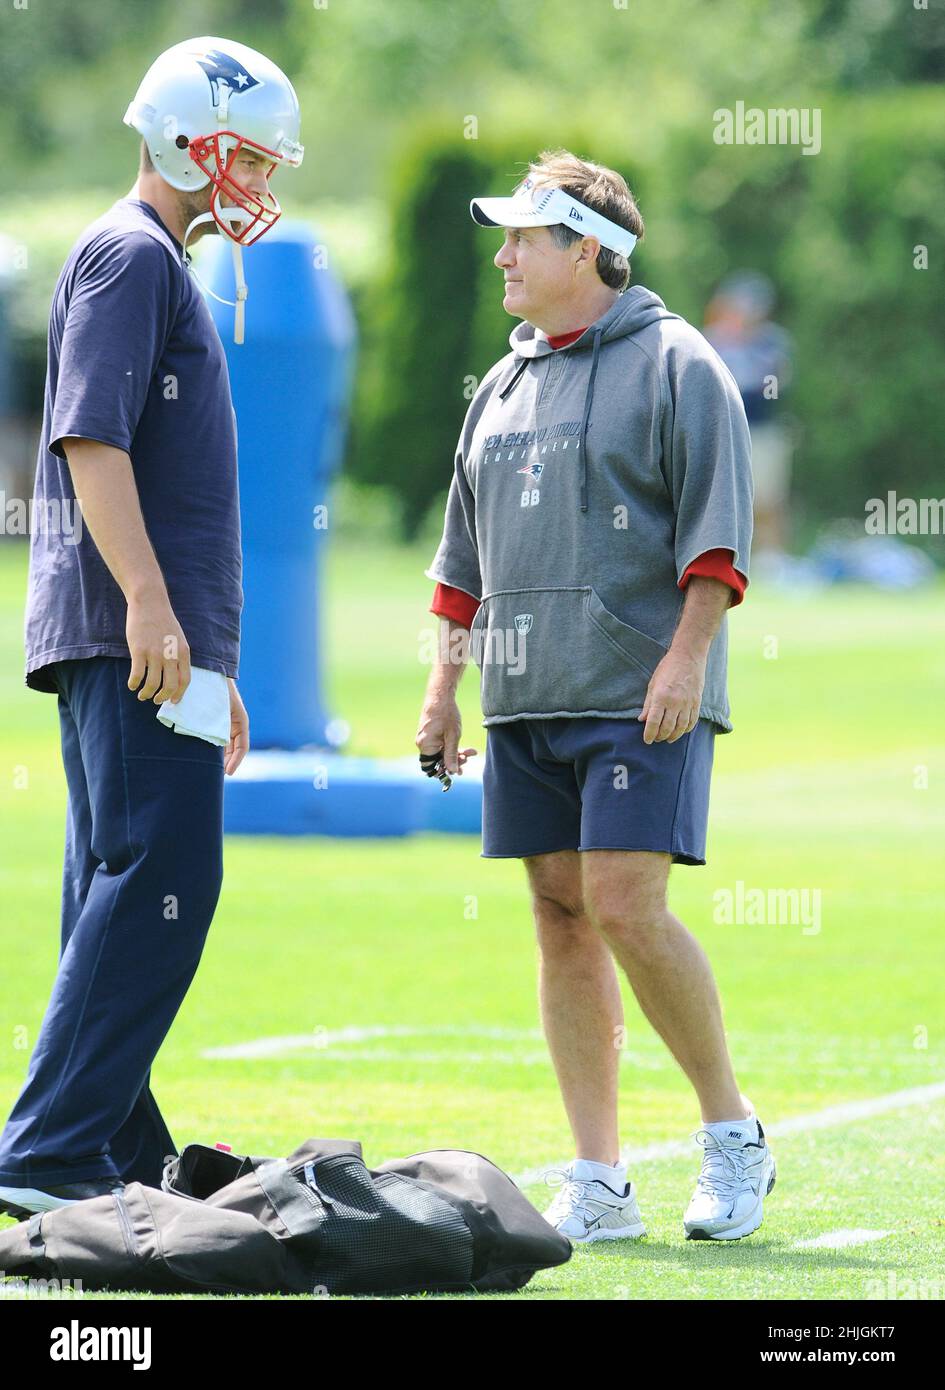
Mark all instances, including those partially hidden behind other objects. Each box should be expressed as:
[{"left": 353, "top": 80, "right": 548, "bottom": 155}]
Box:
[
  {"left": 579, "top": 328, "right": 603, "bottom": 513},
  {"left": 500, "top": 327, "right": 603, "bottom": 512},
  {"left": 499, "top": 357, "right": 529, "bottom": 401}
]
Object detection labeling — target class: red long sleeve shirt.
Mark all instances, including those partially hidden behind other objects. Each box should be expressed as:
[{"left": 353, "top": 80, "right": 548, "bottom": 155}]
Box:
[{"left": 430, "top": 326, "right": 747, "bottom": 626}]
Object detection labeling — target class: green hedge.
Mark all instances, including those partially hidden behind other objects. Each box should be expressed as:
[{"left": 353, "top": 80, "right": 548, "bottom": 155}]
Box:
[
  {"left": 354, "top": 127, "right": 491, "bottom": 537},
  {"left": 783, "top": 90, "right": 945, "bottom": 523}
]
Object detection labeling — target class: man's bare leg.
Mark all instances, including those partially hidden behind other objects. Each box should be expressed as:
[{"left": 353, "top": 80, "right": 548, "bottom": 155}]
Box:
[
  {"left": 581, "top": 849, "right": 749, "bottom": 1124},
  {"left": 524, "top": 851, "right": 624, "bottom": 1164}
]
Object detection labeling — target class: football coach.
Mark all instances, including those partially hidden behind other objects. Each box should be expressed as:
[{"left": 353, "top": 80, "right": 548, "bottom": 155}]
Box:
[
  {"left": 416, "top": 150, "right": 774, "bottom": 1243},
  {"left": 0, "top": 38, "right": 303, "bottom": 1218}
]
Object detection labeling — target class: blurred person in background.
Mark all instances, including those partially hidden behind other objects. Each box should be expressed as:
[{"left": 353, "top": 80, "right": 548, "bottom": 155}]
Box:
[{"left": 704, "top": 271, "right": 793, "bottom": 558}]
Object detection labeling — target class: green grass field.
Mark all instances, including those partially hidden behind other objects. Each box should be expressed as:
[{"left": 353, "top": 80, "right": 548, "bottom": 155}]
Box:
[{"left": 1, "top": 538, "right": 944, "bottom": 1301}]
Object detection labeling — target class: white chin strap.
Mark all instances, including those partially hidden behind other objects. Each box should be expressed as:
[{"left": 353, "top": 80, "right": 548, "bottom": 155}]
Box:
[{"left": 182, "top": 209, "right": 249, "bottom": 345}]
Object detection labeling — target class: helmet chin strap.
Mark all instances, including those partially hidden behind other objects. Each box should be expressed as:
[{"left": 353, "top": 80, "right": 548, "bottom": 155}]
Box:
[{"left": 181, "top": 208, "right": 249, "bottom": 345}]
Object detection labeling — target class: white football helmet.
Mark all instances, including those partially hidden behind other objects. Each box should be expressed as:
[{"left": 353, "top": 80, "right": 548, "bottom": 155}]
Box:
[{"left": 124, "top": 36, "right": 303, "bottom": 247}]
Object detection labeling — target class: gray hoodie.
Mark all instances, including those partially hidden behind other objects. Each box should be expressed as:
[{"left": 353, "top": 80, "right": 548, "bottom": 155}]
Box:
[{"left": 426, "top": 285, "right": 753, "bottom": 733}]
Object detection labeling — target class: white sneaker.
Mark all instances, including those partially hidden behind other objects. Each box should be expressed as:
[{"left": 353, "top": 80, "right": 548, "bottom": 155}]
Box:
[
  {"left": 543, "top": 1164, "right": 647, "bottom": 1243},
  {"left": 683, "top": 1115, "right": 776, "bottom": 1240}
]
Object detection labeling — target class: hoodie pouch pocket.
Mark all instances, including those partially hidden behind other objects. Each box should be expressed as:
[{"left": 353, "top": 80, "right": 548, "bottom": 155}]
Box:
[
  {"left": 584, "top": 589, "right": 669, "bottom": 674},
  {"left": 472, "top": 586, "right": 667, "bottom": 720}
]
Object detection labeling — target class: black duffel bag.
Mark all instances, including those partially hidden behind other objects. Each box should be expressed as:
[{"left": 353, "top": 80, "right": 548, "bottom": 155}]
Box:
[{"left": 0, "top": 1137, "right": 570, "bottom": 1296}]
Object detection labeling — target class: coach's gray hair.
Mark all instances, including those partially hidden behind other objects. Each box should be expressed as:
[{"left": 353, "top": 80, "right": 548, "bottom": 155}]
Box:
[{"left": 527, "top": 149, "right": 645, "bottom": 292}]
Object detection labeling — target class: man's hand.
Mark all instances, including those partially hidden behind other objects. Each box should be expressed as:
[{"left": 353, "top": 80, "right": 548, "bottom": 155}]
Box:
[
  {"left": 416, "top": 692, "right": 476, "bottom": 777},
  {"left": 224, "top": 678, "right": 250, "bottom": 776},
  {"left": 638, "top": 649, "right": 706, "bottom": 745},
  {"left": 126, "top": 588, "right": 191, "bottom": 705},
  {"left": 638, "top": 574, "right": 733, "bottom": 744}
]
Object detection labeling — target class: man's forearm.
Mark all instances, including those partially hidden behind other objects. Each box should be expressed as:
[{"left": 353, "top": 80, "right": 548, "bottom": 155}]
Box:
[
  {"left": 63, "top": 437, "right": 168, "bottom": 603},
  {"left": 427, "top": 616, "right": 471, "bottom": 698},
  {"left": 670, "top": 576, "right": 732, "bottom": 662},
  {"left": 63, "top": 437, "right": 192, "bottom": 702}
]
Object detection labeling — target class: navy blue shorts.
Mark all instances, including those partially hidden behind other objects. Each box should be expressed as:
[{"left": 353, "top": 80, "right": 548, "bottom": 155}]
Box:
[{"left": 481, "top": 716, "right": 715, "bottom": 865}]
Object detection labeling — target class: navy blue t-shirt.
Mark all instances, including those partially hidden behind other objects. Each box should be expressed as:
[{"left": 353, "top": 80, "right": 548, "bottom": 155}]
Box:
[{"left": 25, "top": 197, "right": 242, "bottom": 692}]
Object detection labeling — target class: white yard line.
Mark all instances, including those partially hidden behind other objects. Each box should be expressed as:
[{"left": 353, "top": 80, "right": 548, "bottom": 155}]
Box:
[
  {"left": 201, "top": 1023, "right": 544, "bottom": 1061},
  {"left": 793, "top": 1230, "right": 892, "bottom": 1251},
  {"left": 241, "top": 1048, "right": 554, "bottom": 1065}
]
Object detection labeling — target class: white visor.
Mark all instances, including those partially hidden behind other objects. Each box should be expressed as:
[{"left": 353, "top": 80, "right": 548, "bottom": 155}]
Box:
[{"left": 470, "top": 175, "right": 638, "bottom": 258}]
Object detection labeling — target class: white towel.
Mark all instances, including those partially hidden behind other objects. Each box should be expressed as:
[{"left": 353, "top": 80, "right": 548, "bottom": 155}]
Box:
[{"left": 157, "top": 667, "right": 231, "bottom": 747}]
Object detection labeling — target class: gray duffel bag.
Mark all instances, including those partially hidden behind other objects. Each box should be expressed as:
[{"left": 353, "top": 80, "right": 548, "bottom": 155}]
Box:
[{"left": 0, "top": 1136, "right": 570, "bottom": 1296}]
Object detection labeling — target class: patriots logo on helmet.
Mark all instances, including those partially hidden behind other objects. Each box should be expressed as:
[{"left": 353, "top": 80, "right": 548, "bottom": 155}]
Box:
[
  {"left": 194, "top": 49, "right": 261, "bottom": 107},
  {"left": 517, "top": 462, "right": 544, "bottom": 482}
]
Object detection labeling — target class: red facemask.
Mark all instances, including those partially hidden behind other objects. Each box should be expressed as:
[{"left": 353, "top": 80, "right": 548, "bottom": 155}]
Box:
[{"left": 188, "top": 131, "right": 283, "bottom": 245}]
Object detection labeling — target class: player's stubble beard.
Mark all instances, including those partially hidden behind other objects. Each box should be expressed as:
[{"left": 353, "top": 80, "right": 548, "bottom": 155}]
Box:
[{"left": 176, "top": 185, "right": 217, "bottom": 244}]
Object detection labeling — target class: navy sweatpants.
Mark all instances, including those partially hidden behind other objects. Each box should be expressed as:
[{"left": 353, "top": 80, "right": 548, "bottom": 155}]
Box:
[{"left": 0, "top": 657, "right": 225, "bottom": 1188}]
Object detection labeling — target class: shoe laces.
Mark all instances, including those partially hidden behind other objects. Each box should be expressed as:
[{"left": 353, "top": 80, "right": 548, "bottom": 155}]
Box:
[
  {"left": 692, "top": 1130, "right": 751, "bottom": 1198},
  {"left": 545, "top": 1168, "right": 597, "bottom": 1214}
]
